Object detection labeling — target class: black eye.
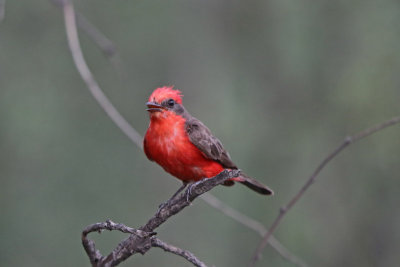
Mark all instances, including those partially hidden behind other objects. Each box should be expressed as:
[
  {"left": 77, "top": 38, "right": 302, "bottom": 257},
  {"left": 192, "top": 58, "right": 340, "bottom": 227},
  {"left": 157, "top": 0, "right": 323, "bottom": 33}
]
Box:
[{"left": 167, "top": 99, "right": 175, "bottom": 107}]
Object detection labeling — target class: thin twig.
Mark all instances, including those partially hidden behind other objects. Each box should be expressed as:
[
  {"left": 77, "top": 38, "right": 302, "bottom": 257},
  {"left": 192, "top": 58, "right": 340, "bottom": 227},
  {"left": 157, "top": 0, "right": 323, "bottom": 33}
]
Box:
[
  {"left": 151, "top": 238, "right": 208, "bottom": 267},
  {"left": 59, "top": 0, "right": 307, "bottom": 265},
  {"left": 250, "top": 115, "right": 400, "bottom": 266},
  {"left": 62, "top": 0, "right": 143, "bottom": 149},
  {"left": 75, "top": 13, "right": 116, "bottom": 57},
  {"left": 75, "top": 12, "right": 126, "bottom": 81},
  {"left": 52, "top": 0, "right": 119, "bottom": 58}
]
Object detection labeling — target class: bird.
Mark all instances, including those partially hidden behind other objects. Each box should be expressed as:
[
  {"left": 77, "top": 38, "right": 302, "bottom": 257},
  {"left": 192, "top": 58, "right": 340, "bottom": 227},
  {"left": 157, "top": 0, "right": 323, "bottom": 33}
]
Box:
[{"left": 143, "top": 86, "right": 273, "bottom": 197}]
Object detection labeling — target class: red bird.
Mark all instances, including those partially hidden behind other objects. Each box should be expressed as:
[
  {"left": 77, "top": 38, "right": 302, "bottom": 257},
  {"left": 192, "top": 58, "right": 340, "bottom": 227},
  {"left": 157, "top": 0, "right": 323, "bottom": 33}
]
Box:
[{"left": 144, "top": 86, "right": 273, "bottom": 196}]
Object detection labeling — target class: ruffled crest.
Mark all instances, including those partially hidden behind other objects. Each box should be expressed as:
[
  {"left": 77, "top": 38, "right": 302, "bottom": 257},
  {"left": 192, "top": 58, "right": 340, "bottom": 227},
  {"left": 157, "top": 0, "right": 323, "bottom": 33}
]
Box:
[{"left": 148, "top": 86, "right": 183, "bottom": 104}]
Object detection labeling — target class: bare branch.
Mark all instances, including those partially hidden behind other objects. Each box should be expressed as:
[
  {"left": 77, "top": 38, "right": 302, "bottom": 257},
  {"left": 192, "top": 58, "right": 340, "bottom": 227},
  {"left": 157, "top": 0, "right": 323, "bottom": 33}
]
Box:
[
  {"left": 81, "top": 220, "right": 155, "bottom": 266},
  {"left": 82, "top": 170, "right": 238, "bottom": 266},
  {"left": 151, "top": 238, "right": 208, "bottom": 267},
  {"left": 61, "top": 0, "right": 143, "bottom": 149},
  {"left": 80, "top": 219, "right": 207, "bottom": 267},
  {"left": 143, "top": 169, "right": 240, "bottom": 232},
  {"left": 250, "top": 115, "right": 400, "bottom": 266}
]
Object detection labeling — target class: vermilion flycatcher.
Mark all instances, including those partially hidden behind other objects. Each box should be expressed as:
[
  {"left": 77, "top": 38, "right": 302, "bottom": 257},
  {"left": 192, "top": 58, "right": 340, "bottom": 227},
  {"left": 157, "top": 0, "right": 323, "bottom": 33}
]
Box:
[{"left": 144, "top": 86, "right": 273, "bottom": 196}]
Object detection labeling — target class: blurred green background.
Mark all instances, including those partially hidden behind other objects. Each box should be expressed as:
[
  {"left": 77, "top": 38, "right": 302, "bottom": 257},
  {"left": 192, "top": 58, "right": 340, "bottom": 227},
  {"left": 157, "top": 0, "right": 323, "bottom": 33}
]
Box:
[{"left": 1, "top": 0, "right": 400, "bottom": 266}]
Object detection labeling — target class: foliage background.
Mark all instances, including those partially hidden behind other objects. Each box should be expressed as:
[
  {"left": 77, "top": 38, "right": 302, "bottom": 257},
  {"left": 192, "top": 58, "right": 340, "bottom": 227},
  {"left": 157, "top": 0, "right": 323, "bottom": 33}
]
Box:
[{"left": 1, "top": 0, "right": 399, "bottom": 266}]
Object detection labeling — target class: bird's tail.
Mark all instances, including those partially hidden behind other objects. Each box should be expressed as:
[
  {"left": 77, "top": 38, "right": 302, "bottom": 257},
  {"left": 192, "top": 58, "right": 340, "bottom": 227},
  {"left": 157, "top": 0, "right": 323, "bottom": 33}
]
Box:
[{"left": 230, "top": 173, "right": 274, "bottom": 196}]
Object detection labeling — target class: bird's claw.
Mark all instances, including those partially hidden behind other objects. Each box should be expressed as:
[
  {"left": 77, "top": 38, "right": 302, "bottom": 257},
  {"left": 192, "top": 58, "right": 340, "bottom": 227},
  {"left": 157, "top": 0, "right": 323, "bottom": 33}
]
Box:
[
  {"left": 185, "top": 179, "right": 207, "bottom": 202},
  {"left": 158, "top": 201, "right": 168, "bottom": 210},
  {"left": 156, "top": 200, "right": 170, "bottom": 216}
]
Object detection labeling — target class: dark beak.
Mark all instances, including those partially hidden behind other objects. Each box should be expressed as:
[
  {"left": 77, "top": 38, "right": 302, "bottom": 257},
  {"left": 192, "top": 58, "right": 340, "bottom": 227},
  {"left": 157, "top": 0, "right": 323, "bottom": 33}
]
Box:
[{"left": 146, "top": 102, "right": 165, "bottom": 112}]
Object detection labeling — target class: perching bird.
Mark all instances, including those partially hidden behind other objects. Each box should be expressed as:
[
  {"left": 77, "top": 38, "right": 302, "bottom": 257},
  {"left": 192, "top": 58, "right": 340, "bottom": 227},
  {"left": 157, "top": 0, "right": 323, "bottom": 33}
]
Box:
[{"left": 143, "top": 86, "right": 273, "bottom": 196}]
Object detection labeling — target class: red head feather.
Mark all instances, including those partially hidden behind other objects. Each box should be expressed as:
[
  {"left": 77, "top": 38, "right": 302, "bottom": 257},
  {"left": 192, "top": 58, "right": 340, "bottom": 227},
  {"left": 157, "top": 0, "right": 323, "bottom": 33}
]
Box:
[{"left": 148, "top": 86, "right": 183, "bottom": 104}]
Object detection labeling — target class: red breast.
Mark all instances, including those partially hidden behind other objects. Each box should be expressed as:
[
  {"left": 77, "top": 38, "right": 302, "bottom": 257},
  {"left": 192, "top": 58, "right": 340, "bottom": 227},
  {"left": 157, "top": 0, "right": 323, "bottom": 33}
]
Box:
[{"left": 144, "top": 111, "right": 224, "bottom": 182}]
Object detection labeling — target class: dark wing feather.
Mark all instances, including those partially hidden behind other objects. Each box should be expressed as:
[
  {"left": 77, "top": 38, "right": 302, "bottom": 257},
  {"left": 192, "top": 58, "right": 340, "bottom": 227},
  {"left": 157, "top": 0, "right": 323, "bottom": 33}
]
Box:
[{"left": 185, "top": 117, "right": 237, "bottom": 169}]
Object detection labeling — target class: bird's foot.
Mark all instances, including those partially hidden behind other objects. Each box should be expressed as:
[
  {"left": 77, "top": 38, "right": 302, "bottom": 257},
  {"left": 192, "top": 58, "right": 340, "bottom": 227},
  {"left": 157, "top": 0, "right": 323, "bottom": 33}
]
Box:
[
  {"left": 156, "top": 182, "right": 188, "bottom": 216},
  {"left": 156, "top": 200, "right": 170, "bottom": 216},
  {"left": 158, "top": 200, "right": 169, "bottom": 210},
  {"left": 185, "top": 178, "right": 207, "bottom": 203}
]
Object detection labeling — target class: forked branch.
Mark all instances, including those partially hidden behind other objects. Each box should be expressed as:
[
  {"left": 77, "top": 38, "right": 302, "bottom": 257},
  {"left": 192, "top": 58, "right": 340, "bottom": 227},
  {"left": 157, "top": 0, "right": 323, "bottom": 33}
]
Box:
[{"left": 82, "top": 170, "right": 240, "bottom": 266}]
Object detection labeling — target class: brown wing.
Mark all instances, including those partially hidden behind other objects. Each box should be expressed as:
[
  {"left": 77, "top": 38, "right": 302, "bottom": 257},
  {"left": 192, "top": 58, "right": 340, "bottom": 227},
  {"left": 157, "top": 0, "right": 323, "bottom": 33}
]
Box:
[
  {"left": 185, "top": 117, "right": 237, "bottom": 169},
  {"left": 185, "top": 115, "right": 273, "bottom": 195}
]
